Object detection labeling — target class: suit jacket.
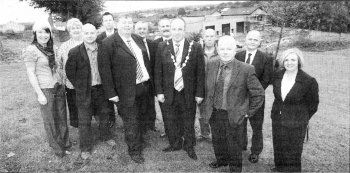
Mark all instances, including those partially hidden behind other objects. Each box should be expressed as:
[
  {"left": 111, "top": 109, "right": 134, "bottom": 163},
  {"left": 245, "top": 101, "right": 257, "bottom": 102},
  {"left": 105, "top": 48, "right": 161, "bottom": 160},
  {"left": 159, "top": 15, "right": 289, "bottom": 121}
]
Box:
[
  {"left": 154, "top": 39, "right": 205, "bottom": 108},
  {"left": 98, "top": 32, "right": 152, "bottom": 107},
  {"left": 203, "top": 58, "right": 265, "bottom": 127},
  {"left": 271, "top": 69, "right": 319, "bottom": 128},
  {"left": 235, "top": 50, "right": 273, "bottom": 89},
  {"left": 65, "top": 43, "right": 93, "bottom": 106},
  {"left": 96, "top": 29, "right": 117, "bottom": 45}
]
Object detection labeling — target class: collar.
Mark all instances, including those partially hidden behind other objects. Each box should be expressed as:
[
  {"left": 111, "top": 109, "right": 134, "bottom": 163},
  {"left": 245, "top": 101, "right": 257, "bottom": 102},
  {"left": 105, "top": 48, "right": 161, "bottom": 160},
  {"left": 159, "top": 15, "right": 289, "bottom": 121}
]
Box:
[
  {"left": 105, "top": 29, "right": 115, "bottom": 36},
  {"left": 219, "top": 58, "right": 234, "bottom": 70},
  {"left": 119, "top": 33, "right": 133, "bottom": 43},
  {"left": 163, "top": 36, "right": 172, "bottom": 41},
  {"left": 84, "top": 42, "right": 98, "bottom": 51},
  {"left": 245, "top": 48, "right": 258, "bottom": 57},
  {"left": 204, "top": 45, "right": 218, "bottom": 56},
  {"left": 172, "top": 38, "right": 185, "bottom": 48}
]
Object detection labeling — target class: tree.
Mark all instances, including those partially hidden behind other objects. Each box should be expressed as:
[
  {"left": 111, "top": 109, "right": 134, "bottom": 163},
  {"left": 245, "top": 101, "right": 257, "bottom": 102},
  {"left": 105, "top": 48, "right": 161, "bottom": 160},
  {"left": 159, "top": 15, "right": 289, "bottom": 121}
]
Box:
[
  {"left": 178, "top": 8, "right": 186, "bottom": 16},
  {"left": 20, "top": 0, "right": 104, "bottom": 26}
]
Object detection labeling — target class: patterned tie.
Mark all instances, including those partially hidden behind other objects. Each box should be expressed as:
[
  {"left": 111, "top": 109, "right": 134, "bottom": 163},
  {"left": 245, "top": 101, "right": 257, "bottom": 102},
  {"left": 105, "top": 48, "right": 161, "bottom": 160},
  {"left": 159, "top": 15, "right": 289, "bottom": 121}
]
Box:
[
  {"left": 246, "top": 53, "right": 252, "bottom": 64},
  {"left": 175, "top": 43, "right": 181, "bottom": 65},
  {"left": 213, "top": 64, "right": 227, "bottom": 109},
  {"left": 174, "top": 43, "right": 183, "bottom": 91},
  {"left": 126, "top": 40, "right": 143, "bottom": 81}
]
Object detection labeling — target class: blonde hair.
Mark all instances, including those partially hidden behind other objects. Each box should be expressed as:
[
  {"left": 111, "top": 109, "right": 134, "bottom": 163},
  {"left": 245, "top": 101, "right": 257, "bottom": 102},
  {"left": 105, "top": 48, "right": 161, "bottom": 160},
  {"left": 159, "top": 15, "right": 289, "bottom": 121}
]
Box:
[
  {"left": 66, "top": 18, "right": 83, "bottom": 32},
  {"left": 278, "top": 48, "right": 305, "bottom": 69},
  {"left": 32, "top": 20, "right": 52, "bottom": 33}
]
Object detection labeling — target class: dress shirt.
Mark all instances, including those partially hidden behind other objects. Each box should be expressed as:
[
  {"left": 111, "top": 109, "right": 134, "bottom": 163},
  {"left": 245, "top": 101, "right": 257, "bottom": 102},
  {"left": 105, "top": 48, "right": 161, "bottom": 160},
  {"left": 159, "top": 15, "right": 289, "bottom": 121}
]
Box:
[
  {"left": 216, "top": 59, "right": 234, "bottom": 110},
  {"left": 163, "top": 36, "right": 172, "bottom": 42},
  {"left": 84, "top": 42, "right": 101, "bottom": 86},
  {"left": 281, "top": 74, "right": 296, "bottom": 101},
  {"left": 245, "top": 48, "right": 258, "bottom": 65},
  {"left": 173, "top": 38, "right": 185, "bottom": 64},
  {"left": 142, "top": 38, "right": 150, "bottom": 59},
  {"left": 120, "top": 35, "right": 150, "bottom": 84},
  {"left": 105, "top": 29, "right": 114, "bottom": 37}
]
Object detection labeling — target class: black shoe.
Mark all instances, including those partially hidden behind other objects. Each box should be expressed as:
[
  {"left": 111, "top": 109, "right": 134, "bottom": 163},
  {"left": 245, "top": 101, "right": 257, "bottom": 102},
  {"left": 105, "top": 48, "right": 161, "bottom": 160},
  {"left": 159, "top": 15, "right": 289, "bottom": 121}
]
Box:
[
  {"left": 248, "top": 153, "right": 259, "bottom": 163},
  {"left": 108, "top": 120, "right": 114, "bottom": 128},
  {"left": 209, "top": 161, "right": 228, "bottom": 168},
  {"left": 186, "top": 150, "right": 198, "bottom": 160},
  {"left": 162, "top": 146, "right": 182, "bottom": 152},
  {"left": 271, "top": 167, "right": 282, "bottom": 172},
  {"left": 130, "top": 155, "right": 145, "bottom": 164}
]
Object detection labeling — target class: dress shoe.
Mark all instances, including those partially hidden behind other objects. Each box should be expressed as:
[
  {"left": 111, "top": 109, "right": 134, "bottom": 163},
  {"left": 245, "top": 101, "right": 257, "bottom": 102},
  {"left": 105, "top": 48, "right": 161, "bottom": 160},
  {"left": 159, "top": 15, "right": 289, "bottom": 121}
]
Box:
[
  {"left": 248, "top": 153, "right": 259, "bottom": 163},
  {"left": 105, "top": 139, "right": 116, "bottom": 146},
  {"left": 209, "top": 161, "right": 228, "bottom": 168},
  {"left": 186, "top": 150, "right": 198, "bottom": 160},
  {"left": 130, "top": 155, "right": 145, "bottom": 164},
  {"left": 197, "top": 135, "right": 212, "bottom": 143},
  {"left": 108, "top": 120, "right": 114, "bottom": 128},
  {"left": 159, "top": 133, "right": 167, "bottom": 138},
  {"left": 162, "top": 146, "right": 182, "bottom": 152},
  {"left": 271, "top": 167, "right": 282, "bottom": 172}
]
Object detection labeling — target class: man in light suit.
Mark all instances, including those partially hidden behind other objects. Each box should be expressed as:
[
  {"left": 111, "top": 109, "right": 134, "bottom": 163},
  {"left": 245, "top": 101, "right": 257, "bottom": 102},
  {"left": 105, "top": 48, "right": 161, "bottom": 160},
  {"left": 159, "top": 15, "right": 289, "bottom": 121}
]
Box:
[
  {"left": 98, "top": 14, "right": 152, "bottom": 164},
  {"left": 235, "top": 30, "right": 273, "bottom": 163},
  {"left": 203, "top": 36, "right": 264, "bottom": 172},
  {"left": 96, "top": 11, "right": 117, "bottom": 128},
  {"left": 135, "top": 21, "right": 157, "bottom": 133},
  {"left": 154, "top": 18, "right": 205, "bottom": 160},
  {"left": 66, "top": 24, "right": 116, "bottom": 160}
]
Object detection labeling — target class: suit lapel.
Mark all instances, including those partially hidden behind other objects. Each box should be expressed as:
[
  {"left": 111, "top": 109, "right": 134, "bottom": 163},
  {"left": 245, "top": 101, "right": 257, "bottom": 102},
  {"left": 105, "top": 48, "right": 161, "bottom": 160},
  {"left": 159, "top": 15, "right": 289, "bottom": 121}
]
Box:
[
  {"left": 236, "top": 50, "right": 246, "bottom": 62},
  {"left": 115, "top": 33, "right": 135, "bottom": 58},
  {"left": 168, "top": 39, "right": 175, "bottom": 57},
  {"left": 227, "top": 59, "right": 241, "bottom": 88},
  {"left": 80, "top": 44, "right": 90, "bottom": 64},
  {"left": 251, "top": 50, "right": 260, "bottom": 66},
  {"left": 208, "top": 59, "right": 220, "bottom": 97},
  {"left": 181, "top": 39, "right": 189, "bottom": 64}
]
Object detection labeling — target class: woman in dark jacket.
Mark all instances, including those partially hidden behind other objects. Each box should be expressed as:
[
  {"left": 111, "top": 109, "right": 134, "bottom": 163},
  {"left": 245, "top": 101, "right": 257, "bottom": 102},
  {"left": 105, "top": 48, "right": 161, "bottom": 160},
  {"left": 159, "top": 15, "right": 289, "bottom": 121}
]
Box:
[{"left": 271, "top": 48, "right": 319, "bottom": 172}]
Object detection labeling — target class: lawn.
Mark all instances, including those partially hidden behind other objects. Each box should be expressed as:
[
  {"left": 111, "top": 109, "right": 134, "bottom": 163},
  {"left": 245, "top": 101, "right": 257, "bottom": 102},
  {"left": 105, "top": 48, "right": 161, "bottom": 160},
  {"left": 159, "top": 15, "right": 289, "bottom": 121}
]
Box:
[{"left": 0, "top": 35, "right": 349, "bottom": 172}]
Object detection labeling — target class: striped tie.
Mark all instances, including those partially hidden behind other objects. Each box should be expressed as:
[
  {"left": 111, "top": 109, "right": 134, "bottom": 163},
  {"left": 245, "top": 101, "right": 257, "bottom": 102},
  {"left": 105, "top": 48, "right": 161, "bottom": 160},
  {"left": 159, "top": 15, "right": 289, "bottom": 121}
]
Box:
[
  {"left": 126, "top": 40, "right": 143, "bottom": 81},
  {"left": 174, "top": 43, "right": 183, "bottom": 91},
  {"left": 175, "top": 43, "right": 181, "bottom": 66}
]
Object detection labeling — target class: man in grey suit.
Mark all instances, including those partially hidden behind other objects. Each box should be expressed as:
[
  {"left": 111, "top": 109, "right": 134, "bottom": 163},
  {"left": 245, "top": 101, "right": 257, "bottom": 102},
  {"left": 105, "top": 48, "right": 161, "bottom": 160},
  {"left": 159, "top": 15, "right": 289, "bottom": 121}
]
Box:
[{"left": 203, "top": 36, "right": 264, "bottom": 172}]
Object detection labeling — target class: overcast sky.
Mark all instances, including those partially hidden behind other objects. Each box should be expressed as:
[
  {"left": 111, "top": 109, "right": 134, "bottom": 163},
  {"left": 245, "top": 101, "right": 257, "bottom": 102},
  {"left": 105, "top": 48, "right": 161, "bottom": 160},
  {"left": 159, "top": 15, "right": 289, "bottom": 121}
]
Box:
[{"left": 0, "top": 0, "right": 229, "bottom": 24}]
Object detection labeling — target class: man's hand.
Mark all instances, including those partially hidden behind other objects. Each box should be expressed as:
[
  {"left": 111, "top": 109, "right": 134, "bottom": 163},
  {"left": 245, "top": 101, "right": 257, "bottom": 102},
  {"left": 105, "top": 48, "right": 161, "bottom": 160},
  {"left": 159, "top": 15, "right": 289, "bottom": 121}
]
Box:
[
  {"left": 157, "top": 94, "right": 165, "bottom": 103},
  {"left": 195, "top": 97, "right": 203, "bottom": 104},
  {"left": 38, "top": 93, "right": 47, "bottom": 105},
  {"left": 109, "top": 96, "right": 119, "bottom": 103}
]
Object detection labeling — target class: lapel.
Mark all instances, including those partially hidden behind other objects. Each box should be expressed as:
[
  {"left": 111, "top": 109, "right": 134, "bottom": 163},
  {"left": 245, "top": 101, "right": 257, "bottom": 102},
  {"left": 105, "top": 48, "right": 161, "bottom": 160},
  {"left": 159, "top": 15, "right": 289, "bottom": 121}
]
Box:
[
  {"left": 115, "top": 33, "right": 135, "bottom": 58},
  {"left": 236, "top": 50, "right": 246, "bottom": 62},
  {"left": 181, "top": 39, "right": 190, "bottom": 65},
  {"left": 167, "top": 39, "right": 176, "bottom": 58},
  {"left": 80, "top": 43, "right": 90, "bottom": 65},
  {"left": 275, "top": 69, "right": 284, "bottom": 100},
  {"left": 227, "top": 59, "right": 241, "bottom": 89},
  {"left": 283, "top": 69, "right": 306, "bottom": 103},
  {"left": 251, "top": 50, "right": 261, "bottom": 67},
  {"left": 208, "top": 59, "right": 220, "bottom": 97},
  {"left": 133, "top": 34, "right": 150, "bottom": 68}
]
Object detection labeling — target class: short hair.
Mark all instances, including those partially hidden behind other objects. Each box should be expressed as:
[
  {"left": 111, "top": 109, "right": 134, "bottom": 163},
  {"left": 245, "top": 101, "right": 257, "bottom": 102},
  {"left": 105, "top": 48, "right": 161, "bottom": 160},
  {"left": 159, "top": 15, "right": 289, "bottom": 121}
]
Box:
[
  {"left": 66, "top": 18, "right": 83, "bottom": 32},
  {"left": 158, "top": 18, "right": 170, "bottom": 27},
  {"left": 102, "top": 12, "right": 114, "bottom": 20},
  {"left": 218, "top": 35, "right": 236, "bottom": 48},
  {"left": 32, "top": 20, "right": 52, "bottom": 33},
  {"left": 203, "top": 28, "right": 215, "bottom": 37},
  {"left": 170, "top": 17, "right": 186, "bottom": 27},
  {"left": 278, "top": 48, "right": 305, "bottom": 69},
  {"left": 116, "top": 13, "right": 133, "bottom": 23},
  {"left": 135, "top": 21, "right": 148, "bottom": 29}
]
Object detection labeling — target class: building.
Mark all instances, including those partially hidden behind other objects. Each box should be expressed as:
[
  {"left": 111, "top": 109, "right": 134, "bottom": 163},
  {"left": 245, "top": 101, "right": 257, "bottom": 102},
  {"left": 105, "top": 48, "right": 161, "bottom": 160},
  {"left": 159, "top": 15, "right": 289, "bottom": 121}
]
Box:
[
  {"left": 0, "top": 21, "right": 25, "bottom": 33},
  {"left": 184, "top": 6, "right": 268, "bottom": 36}
]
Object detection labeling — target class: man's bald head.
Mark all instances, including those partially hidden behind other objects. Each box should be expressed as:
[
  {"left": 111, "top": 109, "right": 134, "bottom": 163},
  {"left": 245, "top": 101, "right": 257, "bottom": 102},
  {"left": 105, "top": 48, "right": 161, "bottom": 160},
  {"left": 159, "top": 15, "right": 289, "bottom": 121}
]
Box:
[
  {"left": 218, "top": 36, "right": 237, "bottom": 63},
  {"left": 82, "top": 23, "right": 97, "bottom": 44},
  {"left": 203, "top": 29, "right": 216, "bottom": 48},
  {"left": 245, "top": 30, "right": 262, "bottom": 51}
]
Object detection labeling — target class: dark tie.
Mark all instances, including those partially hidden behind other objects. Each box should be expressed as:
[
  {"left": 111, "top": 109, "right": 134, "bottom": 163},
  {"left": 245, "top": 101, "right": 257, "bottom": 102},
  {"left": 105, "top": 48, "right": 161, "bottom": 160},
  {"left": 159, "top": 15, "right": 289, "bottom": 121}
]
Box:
[
  {"left": 246, "top": 53, "right": 252, "bottom": 64},
  {"left": 213, "top": 64, "right": 227, "bottom": 109},
  {"left": 126, "top": 40, "right": 143, "bottom": 81}
]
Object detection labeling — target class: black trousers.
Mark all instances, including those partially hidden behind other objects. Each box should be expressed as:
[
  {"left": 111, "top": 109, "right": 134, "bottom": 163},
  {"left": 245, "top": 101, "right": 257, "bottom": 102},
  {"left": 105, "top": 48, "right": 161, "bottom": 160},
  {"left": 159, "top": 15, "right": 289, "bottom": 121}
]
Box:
[
  {"left": 161, "top": 90, "right": 196, "bottom": 151},
  {"left": 272, "top": 118, "right": 307, "bottom": 172},
  {"left": 242, "top": 101, "right": 265, "bottom": 154},
  {"left": 65, "top": 87, "right": 79, "bottom": 128},
  {"left": 210, "top": 109, "right": 243, "bottom": 172},
  {"left": 117, "top": 82, "right": 149, "bottom": 156},
  {"left": 77, "top": 85, "right": 112, "bottom": 152},
  {"left": 142, "top": 93, "right": 156, "bottom": 132}
]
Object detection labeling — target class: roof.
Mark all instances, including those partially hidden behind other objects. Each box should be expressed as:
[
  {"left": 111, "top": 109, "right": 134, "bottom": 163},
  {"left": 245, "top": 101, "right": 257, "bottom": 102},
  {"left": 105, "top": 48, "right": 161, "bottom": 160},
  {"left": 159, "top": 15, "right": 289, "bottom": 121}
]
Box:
[
  {"left": 187, "top": 9, "right": 217, "bottom": 17},
  {"left": 221, "top": 7, "right": 263, "bottom": 16}
]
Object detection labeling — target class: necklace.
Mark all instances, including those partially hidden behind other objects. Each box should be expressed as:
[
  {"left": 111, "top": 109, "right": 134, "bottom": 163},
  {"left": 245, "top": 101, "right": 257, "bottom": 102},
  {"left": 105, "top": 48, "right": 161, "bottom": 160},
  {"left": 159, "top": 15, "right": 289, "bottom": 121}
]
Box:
[{"left": 168, "top": 41, "right": 194, "bottom": 69}]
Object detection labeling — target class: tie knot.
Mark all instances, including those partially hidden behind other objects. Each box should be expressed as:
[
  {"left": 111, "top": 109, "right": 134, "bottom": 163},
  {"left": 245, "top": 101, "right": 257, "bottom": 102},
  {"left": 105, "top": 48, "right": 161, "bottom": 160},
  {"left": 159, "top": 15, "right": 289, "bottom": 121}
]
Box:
[
  {"left": 220, "top": 64, "right": 228, "bottom": 70},
  {"left": 248, "top": 53, "right": 252, "bottom": 57},
  {"left": 175, "top": 43, "right": 180, "bottom": 47}
]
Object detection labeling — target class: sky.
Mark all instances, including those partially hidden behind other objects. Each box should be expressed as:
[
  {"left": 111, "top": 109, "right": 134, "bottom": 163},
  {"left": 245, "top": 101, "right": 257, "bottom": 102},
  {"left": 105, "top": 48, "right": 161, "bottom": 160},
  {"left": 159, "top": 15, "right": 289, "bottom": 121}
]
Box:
[{"left": 0, "top": 0, "right": 229, "bottom": 24}]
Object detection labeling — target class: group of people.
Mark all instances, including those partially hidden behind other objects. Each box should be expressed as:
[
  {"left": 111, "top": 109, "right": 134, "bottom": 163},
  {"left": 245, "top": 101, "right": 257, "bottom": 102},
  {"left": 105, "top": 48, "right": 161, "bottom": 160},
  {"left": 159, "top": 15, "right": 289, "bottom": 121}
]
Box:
[{"left": 23, "top": 11, "right": 319, "bottom": 172}]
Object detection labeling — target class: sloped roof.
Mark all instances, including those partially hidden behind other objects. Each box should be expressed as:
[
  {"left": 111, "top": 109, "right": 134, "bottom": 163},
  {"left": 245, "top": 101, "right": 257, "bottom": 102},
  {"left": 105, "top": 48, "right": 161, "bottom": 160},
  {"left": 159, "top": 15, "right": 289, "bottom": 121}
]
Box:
[
  {"left": 221, "top": 7, "right": 262, "bottom": 16},
  {"left": 187, "top": 9, "right": 217, "bottom": 17}
]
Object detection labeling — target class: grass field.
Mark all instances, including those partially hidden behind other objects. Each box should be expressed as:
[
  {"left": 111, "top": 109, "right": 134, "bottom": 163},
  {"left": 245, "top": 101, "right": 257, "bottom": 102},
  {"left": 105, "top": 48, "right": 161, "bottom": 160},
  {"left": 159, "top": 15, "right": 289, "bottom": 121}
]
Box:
[{"left": 0, "top": 34, "right": 349, "bottom": 172}]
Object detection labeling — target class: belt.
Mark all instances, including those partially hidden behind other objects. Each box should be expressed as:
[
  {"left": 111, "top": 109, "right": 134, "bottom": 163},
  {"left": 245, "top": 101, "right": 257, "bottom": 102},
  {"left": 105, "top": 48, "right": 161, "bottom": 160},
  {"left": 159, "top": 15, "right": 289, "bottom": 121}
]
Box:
[
  {"left": 213, "top": 107, "right": 227, "bottom": 113},
  {"left": 136, "top": 80, "right": 149, "bottom": 86},
  {"left": 91, "top": 84, "right": 102, "bottom": 89}
]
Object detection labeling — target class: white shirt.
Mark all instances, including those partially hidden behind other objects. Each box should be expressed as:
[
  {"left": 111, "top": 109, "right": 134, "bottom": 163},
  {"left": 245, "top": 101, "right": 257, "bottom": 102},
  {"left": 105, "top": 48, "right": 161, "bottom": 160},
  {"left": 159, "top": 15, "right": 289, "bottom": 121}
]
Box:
[
  {"left": 120, "top": 35, "right": 150, "bottom": 84},
  {"left": 172, "top": 38, "right": 185, "bottom": 66},
  {"left": 105, "top": 29, "right": 114, "bottom": 37},
  {"left": 245, "top": 48, "right": 258, "bottom": 65},
  {"left": 163, "top": 36, "right": 172, "bottom": 42},
  {"left": 281, "top": 73, "right": 297, "bottom": 101}
]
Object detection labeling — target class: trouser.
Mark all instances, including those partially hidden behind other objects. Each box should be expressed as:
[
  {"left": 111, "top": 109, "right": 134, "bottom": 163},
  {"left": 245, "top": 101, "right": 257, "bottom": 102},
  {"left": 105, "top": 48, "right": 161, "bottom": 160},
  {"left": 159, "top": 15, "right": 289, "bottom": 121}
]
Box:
[
  {"left": 117, "top": 82, "right": 149, "bottom": 156},
  {"left": 242, "top": 101, "right": 264, "bottom": 154},
  {"left": 40, "top": 84, "right": 70, "bottom": 156},
  {"left": 108, "top": 100, "right": 116, "bottom": 124},
  {"left": 77, "top": 85, "right": 112, "bottom": 152},
  {"left": 141, "top": 93, "right": 156, "bottom": 132},
  {"left": 65, "top": 87, "right": 78, "bottom": 128},
  {"left": 272, "top": 118, "right": 307, "bottom": 172},
  {"left": 210, "top": 109, "right": 243, "bottom": 172},
  {"left": 161, "top": 90, "right": 196, "bottom": 152},
  {"left": 198, "top": 104, "right": 211, "bottom": 137}
]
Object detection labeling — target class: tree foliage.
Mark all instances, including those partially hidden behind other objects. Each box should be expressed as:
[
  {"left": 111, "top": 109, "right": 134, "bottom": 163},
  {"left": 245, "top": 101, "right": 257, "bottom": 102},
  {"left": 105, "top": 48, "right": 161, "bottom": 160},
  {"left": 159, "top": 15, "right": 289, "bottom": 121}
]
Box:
[
  {"left": 20, "top": 0, "right": 104, "bottom": 27},
  {"left": 178, "top": 8, "right": 186, "bottom": 16}
]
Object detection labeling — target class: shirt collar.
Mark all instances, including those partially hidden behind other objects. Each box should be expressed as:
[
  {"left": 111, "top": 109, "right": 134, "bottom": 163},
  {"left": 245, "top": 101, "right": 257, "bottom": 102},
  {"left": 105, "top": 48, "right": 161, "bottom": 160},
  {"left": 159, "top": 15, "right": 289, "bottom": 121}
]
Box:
[
  {"left": 245, "top": 48, "right": 258, "bottom": 57},
  {"left": 220, "top": 58, "right": 234, "bottom": 70},
  {"left": 173, "top": 38, "right": 185, "bottom": 48},
  {"left": 105, "top": 29, "right": 114, "bottom": 36},
  {"left": 84, "top": 42, "right": 98, "bottom": 51},
  {"left": 119, "top": 33, "right": 133, "bottom": 43},
  {"left": 163, "top": 36, "right": 172, "bottom": 41}
]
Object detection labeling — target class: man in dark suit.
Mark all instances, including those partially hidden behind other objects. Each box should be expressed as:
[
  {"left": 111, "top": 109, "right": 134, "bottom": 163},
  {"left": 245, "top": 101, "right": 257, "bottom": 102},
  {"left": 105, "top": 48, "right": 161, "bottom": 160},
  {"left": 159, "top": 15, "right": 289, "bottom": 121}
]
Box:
[
  {"left": 235, "top": 30, "right": 273, "bottom": 163},
  {"left": 203, "top": 36, "right": 264, "bottom": 172},
  {"left": 154, "top": 18, "right": 205, "bottom": 160},
  {"left": 134, "top": 21, "right": 157, "bottom": 133},
  {"left": 98, "top": 14, "right": 151, "bottom": 164},
  {"left": 95, "top": 12, "right": 117, "bottom": 128},
  {"left": 151, "top": 18, "right": 171, "bottom": 138},
  {"left": 66, "top": 24, "right": 116, "bottom": 160}
]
